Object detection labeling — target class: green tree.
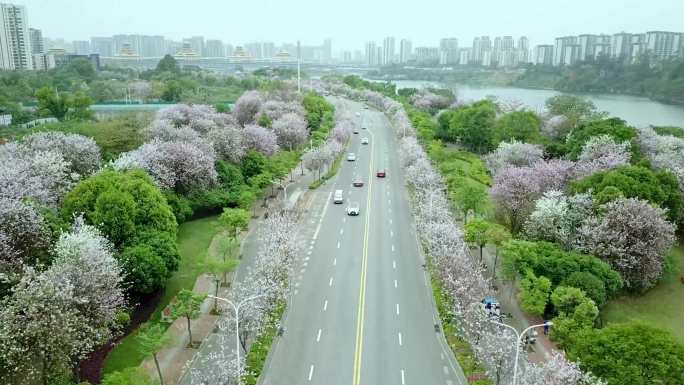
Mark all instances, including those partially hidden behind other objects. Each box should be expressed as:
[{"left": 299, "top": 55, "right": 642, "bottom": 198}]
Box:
[
  {"left": 518, "top": 270, "right": 551, "bottom": 316},
  {"left": 571, "top": 165, "right": 683, "bottom": 224},
  {"left": 137, "top": 323, "right": 172, "bottom": 385},
  {"left": 451, "top": 182, "right": 488, "bottom": 223},
  {"left": 440, "top": 101, "right": 497, "bottom": 153},
  {"left": 568, "top": 322, "right": 684, "bottom": 385},
  {"left": 156, "top": 54, "right": 180, "bottom": 73},
  {"left": 494, "top": 110, "right": 542, "bottom": 143},
  {"left": 257, "top": 113, "right": 272, "bottom": 128},
  {"left": 36, "top": 86, "right": 69, "bottom": 120},
  {"left": 464, "top": 219, "right": 491, "bottom": 262},
  {"left": 241, "top": 150, "right": 267, "bottom": 179},
  {"left": 202, "top": 257, "right": 239, "bottom": 314},
  {"left": 561, "top": 271, "right": 607, "bottom": 306},
  {"left": 92, "top": 190, "right": 137, "bottom": 245},
  {"left": 120, "top": 243, "right": 169, "bottom": 294},
  {"left": 101, "top": 367, "right": 153, "bottom": 385},
  {"left": 565, "top": 118, "right": 639, "bottom": 159},
  {"left": 170, "top": 289, "right": 206, "bottom": 347},
  {"left": 161, "top": 80, "right": 183, "bottom": 102},
  {"left": 220, "top": 207, "right": 250, "bottom": 238},
  {"left": 65, "top": 58, "right": 96, "bottom": 81},
  {"left": 550, "top": 286, "right": 591, "bottom": 315},
  {"left": 544, "top": 94, "right": 604, "bottom": 128},
  {"left": 67, "top": 91, "right": 94, "bottom": 121}
]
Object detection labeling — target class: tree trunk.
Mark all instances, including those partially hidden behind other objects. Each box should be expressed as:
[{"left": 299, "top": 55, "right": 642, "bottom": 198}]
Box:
[
  {"left": 213, "top": 280, "right": 219, "bottom": 313},
  {"left": 153, "top": 352, "right": 165, "bottom": 385},
  {"left": 492, "top": 248, "right": 499, "bottom": 282},
  {"left": 479, "top": 245, "right": 484, "bottom": 263},
  {"left": 240, "top": 330, "right": 249, "bottom": 353},
  {"left": 186, "top": 315, "right": 193, "bottom": 345}
]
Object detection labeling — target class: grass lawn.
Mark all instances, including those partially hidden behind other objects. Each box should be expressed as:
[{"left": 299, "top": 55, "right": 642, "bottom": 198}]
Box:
[
  {"left": 103, "top": 215, "right": 221, "bottom": 374},
  {"left": 602, "top": 245, "right": 684, "bottom": 343}
]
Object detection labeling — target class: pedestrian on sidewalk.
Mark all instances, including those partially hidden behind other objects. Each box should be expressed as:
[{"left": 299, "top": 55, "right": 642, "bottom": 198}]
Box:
[{"left": 543, "top": 321, "right": 550, "bottom": 335}]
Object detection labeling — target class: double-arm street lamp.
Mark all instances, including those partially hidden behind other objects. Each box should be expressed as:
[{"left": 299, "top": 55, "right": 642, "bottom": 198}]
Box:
[
  {"left": 208, "top": 293, "right": 269, "bottom": 378},
  {"left": 489, "top": 320, "right": 553, "bottom": 385}
]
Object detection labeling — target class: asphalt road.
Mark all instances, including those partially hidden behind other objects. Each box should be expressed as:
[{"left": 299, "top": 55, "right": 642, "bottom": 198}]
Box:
[{"left": 260, "top": 98, "right": 467, "bottom": 385}]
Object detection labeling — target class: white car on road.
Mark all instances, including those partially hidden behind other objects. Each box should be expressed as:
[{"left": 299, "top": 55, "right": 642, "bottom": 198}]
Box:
[
  {"left": 346, "top": 202, "right": 360, "bottom": 216},
  {"left": 347, "top": 152, "right": 356, "bottom": 161},
  {"left": 361, "top": 137, "right": 369, "bottom": 145}
]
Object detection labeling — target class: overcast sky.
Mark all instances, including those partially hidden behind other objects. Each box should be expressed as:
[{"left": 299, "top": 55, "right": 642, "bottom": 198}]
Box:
[{"left": 13, "top": 0, "right": 684, "bottom": 52}]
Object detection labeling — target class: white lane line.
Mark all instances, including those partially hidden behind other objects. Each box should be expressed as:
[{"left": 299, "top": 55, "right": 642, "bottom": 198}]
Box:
[
  {"left": 333, "top": 258, "right": 337, "bottom": 266},
  {"left": 343, "top": 217, "right": 347, "bottom": 223},
  {"left": 302, "top": 262, "right": 308, "bottom": 267},
  {"left": 389, "top": 219, "right": 393, "bottom": 225},
  {"left": 441, "top": 353, "right": 445, "bottom": 360},
  {"left": 310, "top": 240, "right": 315, "bottom": 245},
  {"left": 300, "top": 268, "right": 306, "bottom": 273},
  {"left": 312, "top": 191, "right": 333, "bottom": 240},
  {"left": 337, "top": 241, "right": 340, "bottom": 249},
  {"left": 401, "top": 369, "right": 405, "bottom": 385},
  {"left": 307, "top": 251, "right": 312, "bottom": 255},
  {"left": 329, "top": 277, "right": 334, "bottom": 286},
  {"left": 308, "top": 365, "right": 315, "bottom": 381},
  {"left": 295, "top": 282, "right": 300, "bottom": 287},
  {"left": 390, "top": 230, "right": 394, "bottom": 237},
  {"left": 394, "top": 279, "right": 398, "bottom": 288},
  {"left": 391, "top": 244, "right": 395, "bottom": 252},
  {"left": 340, "top": 229, "right": 344, "bottom": 235},
  {"left": 389, "top": 199, "right": 391, "bottom": 205},
  {"left": 316, "top": 329, "right": 322, "bottom": 342},
  {"left": 304, "top": 257, "right": 310, "bottom": 261},
  {"left": 398, "top": 332, "right": 403, "bottom": 346},
  {"left": 393, "top": 260, "right": 396, "bottom": 269},
  {"left": 323, "top": 300, "right": 328, "bottom": 311},
  {"left": 443, "top": 366, "right": 449, "bottom": 375},
  {"left": 396, "top": 303, "right": 400, "bottom": 315}
]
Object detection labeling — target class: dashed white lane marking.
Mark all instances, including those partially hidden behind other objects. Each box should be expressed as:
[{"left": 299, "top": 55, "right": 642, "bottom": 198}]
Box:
[
  {"left": 294, "top": 289, "right": 298, "bottom": 295},
  {"left": 300, "top": 268, "right": 306, "bottom": 273},
  {"left": 323, "top": 300, "right": 328, "bottom": 311},
  {"left": 316, "top": 329, "right": 322, "bottom": 342},
  {"left": 304, "top": 257, "right": 310, "bottom": 261},
  {"left": 396, "top": 304, "right": 400, "bottom": 315},
  {"left": 447, "top": 380, "right": 454, "bottom": 385},
  {"left": 302, "top": 262, "right": 308, "bottom": 267},
  {"left": 308, "top": 365, "right": 315, "bottom": 381},
  {"left": 337, "top": 241, "right": 340, "bottom": 249},
  {"left": 394, "top": 279, "right": 398, "bottom": 288},
  {"left": 343, "top": 217, "right": 347, "bottom": 223},
  {"left": 440, "top": 353, "right": 445, "bottom": 360},
  {"left": 393, "top": 260, "right": 396, "bottom": 269},
  {"left": 389, "top": 199, "right": 391, "bottom": 205},
  {"left": 401, "top": 369, "right": 405, "bottom": 385},
  {"left": 398, "top": 332, "right": 403, "bottom": 346},
  {"left": 340, "top": 229, "right": 344, "bottom": 235},
  {"left": 391, "top": 244, "right": 395, "bottom": 252},
  {"left": 329, "top": 277, "right": 334, "bottom": 286},
  {"left": 390, "top": 230, "right": 394, "bottom": 237},
  {"left": 443, "top": 366, "right": 449, "bottom": 375},
  {"left": 295, "top": 282, "right": 300, "bottom": 287},
  {"left": 310, "top": 240, "right": 315, "bottom": 245},
  {"left": 333, "top": 258, "right": 337, "bottom": 266},
  {"left": 389, "top": 219, "right": 393, "bottom": 225},
  {"left": 307, "top": 250, "right": 312, "bottom": 256}
]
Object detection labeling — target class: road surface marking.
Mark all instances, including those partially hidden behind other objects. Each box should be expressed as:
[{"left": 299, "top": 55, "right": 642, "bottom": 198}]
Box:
[
  {"left": 352, "top": 128, "right": 374, "bottom": 385},
  {"left": 447, "top": 381, "right": 454, "bottom": 385},
  {"left": 295, "top": 282, "right": 300, "bottom": 288},
  {"left": 443, "top": 366, "right": 449, "bottom": 375},
  {"left": 312, "top": 192, "right": 332, "bottom": 241},
  {"left": 343, "top": 217, "right": 347, "bottom": 223},
  {"left": 398, "top": 332, "right": 403, "bottom": 346},
  {"left": 302, "top": 262, "right": 308, "bottom": 267},
  {"left": 401, "top": 369, "right": 405, "bottom": 385},
  {"left": 340, "top": 229, "right": 344, "bottom": 235},
  {"left": 390, "top": 230, "right": 394, "bottom": 237},
  {"left": 329, "top": 277, "right": 334, "bottom": 286},
  {"left": 391, "top": 244, "right": 395, "bottom": 252},
  {"left": 300, "top": 268, "right": 306, "bottom": 273},
  {"left": 316, "top": 329, "right": 322, "bottom": 342},
  {"left": 333, "top": 258, "right": 337, "bottom": 266},
  {"left": 393, "top": 260, "right": 396, "bottom": 269},
  {"left": 389, "top": 219, "right": 393, "bottom": 225},
  {"left": 323, "top": 300, "right": 328, "bottom": 311},
  {"left": 337, "top": 241, "right": 340, "bottom": 249},
  {"left": 441, "top": 353, "right": 445, "bottom": 360},
  {"left": 304, "top": 257, "right": 310, "bottom": 261},
  {"left": 396, "top": 304, "right": 400, "bottom": 315},
  {"left": 308, "top": 365, "right": 315, "bottom": 381},
  {"left": 394, "top": 279, "right": 398, "bottom": 288},
  {"left": 389, "top": 199, "right": 391, "bottom": 205},
  {"left": 294, "top": 289, "right": 298, "bottom": 295},
  {"left": 310, "top": 240, "right": 315, "bottom": 245}
]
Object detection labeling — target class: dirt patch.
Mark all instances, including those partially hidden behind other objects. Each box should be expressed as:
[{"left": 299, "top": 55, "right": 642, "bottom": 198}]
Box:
[{"left": 76, "top": 290, "right": 163, "bottom": 384}]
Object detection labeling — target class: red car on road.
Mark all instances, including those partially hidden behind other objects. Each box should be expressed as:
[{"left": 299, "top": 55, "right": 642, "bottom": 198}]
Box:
[{"left": 376, "top": 169, "right": 386, "bottom": 178}]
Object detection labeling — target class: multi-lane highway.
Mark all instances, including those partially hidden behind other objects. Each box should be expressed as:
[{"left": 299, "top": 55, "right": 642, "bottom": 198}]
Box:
[{"left": 260, "top": 98, "right": 467, "bottom": 385}]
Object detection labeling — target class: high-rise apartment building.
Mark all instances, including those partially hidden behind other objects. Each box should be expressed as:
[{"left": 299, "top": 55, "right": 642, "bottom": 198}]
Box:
[
  {"left": 472, "top": 36, "right": 491, "bottom": 64},
  {"left": 644, "top": 31, "right": 682, "bottom": 59},
  {"left": 533, "top": 45, "right": 554, "bottom": 65},
  {"left": 414, "top": 47, "right": 439, "bottom": 64},
  {"left": 553, "top": 36, "right": 579, "bottom": 66},
  {"left": 399, "top": 39, "right": 412, "bottom": 63},
  {"left": 91, "top": 37, "right": 114, "bottom": 57},
  {"left": 439, "top": 37, "right": 459, "bottom": 65},
  {"left": 612, "top": 32, "right": 633, "bottom": 60},
  {"left": 205, "top": 39, "right": 225, "bottom": 57},
  {"left": 184, "top": 36, "right": 205, "bottom": 56},
  {"left": 518, "top": 36, "right": 530, "bottom": 63},
  {"left": 322, "top": 38, "right": 332, "bottom": 63},
  {"left": 365, "top": 41, "right": 377, "bottom": 66},
  {"left": 382, "top": 36, "right": 395, "bottom": 65},
  {"left": 0, "top": 3, "right": 32, "bottom": 70},
  {"left": 29, "top": 27, "right": 43, "bottom": 54},
  {"left": 72, "top": 40, "right": 90, "bottom": 54}
]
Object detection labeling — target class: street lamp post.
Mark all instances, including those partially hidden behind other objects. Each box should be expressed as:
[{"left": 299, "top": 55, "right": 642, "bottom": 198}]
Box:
[
  {"left": 208, "top": 293, "right": 269, "bottom": 380},
  {"left": 489, "top": 320, "right": 552, "bottom": 385}
]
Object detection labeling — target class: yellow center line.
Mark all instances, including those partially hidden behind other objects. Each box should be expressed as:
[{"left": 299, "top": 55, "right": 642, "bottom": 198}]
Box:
[{"left": 352, "top": 125, "right": 375, "bottom": 385}]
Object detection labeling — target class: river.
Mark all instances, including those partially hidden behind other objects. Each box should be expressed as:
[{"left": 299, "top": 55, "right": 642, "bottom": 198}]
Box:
[{"left": 371, "top": 79, "right": 684, "bottom": 128}]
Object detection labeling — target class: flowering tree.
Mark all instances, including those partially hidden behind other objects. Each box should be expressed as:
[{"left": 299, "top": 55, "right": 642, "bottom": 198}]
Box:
[
  {"left": 23, "top": 131, "right": 101, "bottom": 176},
  {"left": 0, "top": 143, "right": 75, "bottom": 207},
  {"left": 485, "top": 141, "right": 544, "bottom": 175},
  {"left": 574, "top": 135, "right": 631, "bottom": 179},
  {"left": 207, "top": 126, "right": 245, "bottom": 163},
  {"left": 524, "top": 191, "right": 593, "bottom": 249},
  {"left": 156, "top": 104, "right": 221, "bottom": 133},
  {"left": 541, "top": 115, "right": 572, "bottom": 140},
  {"left": 410, "top": 90, "right": 452, "bottom": 112},
  {"left": 272, "top": 112, "right": 309, "bottom": 150},
  {"left": 638, "top": 126, "right": 684, "bottom": 190},
  {"left": 576, "top": 198, "right": 676, "bottom": 291},
  {"left": 0, "top": 218, "right": 125, "bottom": 385},
  {"left": 113, "top": 139, "right": 218, "bottom": 192},
  {"left": 242, "top": 124, "right": 279, "bottom": 156},
  {"left": 258, "top": 100, "right": 304, "bottom": 121},
  {"left": 145, "top": 119, "right": 202, "bottom": 143},
  {"left": 233, "top": 90, "right": 262, "bottom": 126},
  {"left": 129, "top": 81, "right": 152, "bottom": 102},
  {"left": 0, "top": 198, "right": 49, "bottom": 277}
]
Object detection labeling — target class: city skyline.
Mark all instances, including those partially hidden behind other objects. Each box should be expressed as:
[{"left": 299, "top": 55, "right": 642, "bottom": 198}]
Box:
[{"left": 8, "top": 0, "right": 684, "bottom": 52}]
